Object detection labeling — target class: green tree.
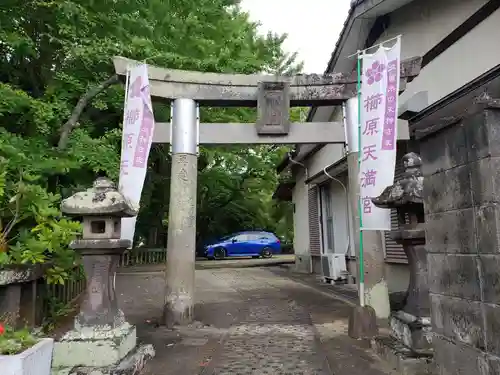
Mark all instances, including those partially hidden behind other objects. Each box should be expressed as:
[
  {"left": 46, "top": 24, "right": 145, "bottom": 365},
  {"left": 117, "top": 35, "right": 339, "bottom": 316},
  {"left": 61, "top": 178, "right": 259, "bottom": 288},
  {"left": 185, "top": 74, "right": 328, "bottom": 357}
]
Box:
[{"left": 0, "top": 0, "right": 300, "bottom": 270}]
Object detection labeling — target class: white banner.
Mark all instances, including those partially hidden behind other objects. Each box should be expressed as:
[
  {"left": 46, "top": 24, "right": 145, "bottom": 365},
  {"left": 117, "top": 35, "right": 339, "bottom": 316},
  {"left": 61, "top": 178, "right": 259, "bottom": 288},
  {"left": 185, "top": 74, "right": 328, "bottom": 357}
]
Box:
[
  {"left": 359, "top": 39, "right": 401, "bottom": 231},
  {"left": 118, "top": 64, "right": 156, "bottom": 243}
]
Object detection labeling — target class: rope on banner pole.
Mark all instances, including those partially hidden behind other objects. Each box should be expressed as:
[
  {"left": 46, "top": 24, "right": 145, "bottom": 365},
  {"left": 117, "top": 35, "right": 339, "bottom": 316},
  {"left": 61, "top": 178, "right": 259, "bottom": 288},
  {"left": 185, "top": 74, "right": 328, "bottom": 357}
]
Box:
[
  {"left": 347, "top": 34, "right": 402, "bottom": 59},
  {"left": 356, "top": 51, "right": 365, "bottom": 308}
]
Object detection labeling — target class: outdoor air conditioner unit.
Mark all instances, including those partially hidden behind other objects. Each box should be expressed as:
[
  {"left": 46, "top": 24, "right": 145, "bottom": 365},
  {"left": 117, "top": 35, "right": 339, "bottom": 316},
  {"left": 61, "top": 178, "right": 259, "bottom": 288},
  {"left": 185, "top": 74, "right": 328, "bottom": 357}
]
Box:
[{"left": 321, "top": 253, "right": 347, "bottom": 282}]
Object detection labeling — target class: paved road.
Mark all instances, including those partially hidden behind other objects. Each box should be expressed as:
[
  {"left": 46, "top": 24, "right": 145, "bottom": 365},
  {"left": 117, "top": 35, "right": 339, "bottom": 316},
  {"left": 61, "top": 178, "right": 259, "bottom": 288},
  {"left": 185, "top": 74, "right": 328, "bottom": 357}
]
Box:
[{"left": 117, "top": 267, "right": 395, "bottom": 375}]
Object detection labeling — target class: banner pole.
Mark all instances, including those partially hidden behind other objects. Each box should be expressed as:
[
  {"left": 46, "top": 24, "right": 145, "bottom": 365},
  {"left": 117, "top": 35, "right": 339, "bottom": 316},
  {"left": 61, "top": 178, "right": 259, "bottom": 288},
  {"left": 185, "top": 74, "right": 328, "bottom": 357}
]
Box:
[
  {"left": 119, "top": 66, "right": 131, "bottom": 249},
  {"left": 120, "top": 67, "right": 131, "bottom": 149},
  {"left": 356, "top": 52, "right": 365, "bottom": 308}
]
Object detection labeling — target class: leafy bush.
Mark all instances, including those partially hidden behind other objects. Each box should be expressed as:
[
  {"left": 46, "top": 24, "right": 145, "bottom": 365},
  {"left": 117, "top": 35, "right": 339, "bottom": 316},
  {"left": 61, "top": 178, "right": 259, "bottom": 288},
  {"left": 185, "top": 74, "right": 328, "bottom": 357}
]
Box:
[
  {"left": 0, "top": 133, "right": 82, "bottom": 284},
  {"left": 0, "top": 323, "right": 38, "bottom": 355}
]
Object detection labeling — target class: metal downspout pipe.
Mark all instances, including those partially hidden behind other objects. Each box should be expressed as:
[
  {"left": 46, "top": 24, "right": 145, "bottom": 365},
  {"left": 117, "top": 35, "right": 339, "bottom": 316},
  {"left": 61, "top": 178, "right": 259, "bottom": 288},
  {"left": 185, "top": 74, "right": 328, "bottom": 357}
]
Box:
[{"left": 287, "top": 153, "right": 313, "bottom": 273}]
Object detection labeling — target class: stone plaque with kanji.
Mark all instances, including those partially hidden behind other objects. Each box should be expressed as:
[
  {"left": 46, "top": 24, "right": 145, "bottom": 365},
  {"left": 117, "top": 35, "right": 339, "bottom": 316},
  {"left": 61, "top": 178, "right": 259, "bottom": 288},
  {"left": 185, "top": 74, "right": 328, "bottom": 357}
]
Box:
[{"left": 256, "top": 81, "right": 290, "bottom": 135}]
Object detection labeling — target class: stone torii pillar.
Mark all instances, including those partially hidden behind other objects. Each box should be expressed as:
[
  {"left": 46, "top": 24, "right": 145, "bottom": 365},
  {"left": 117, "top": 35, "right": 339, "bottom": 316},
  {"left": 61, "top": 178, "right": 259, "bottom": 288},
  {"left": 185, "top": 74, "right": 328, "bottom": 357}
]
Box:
[
  {"left": 113, "top": 56, "right": 422, "bottom": 326},
  {"left": 164, "top": 98, "right": 198, "bottom": 326}
]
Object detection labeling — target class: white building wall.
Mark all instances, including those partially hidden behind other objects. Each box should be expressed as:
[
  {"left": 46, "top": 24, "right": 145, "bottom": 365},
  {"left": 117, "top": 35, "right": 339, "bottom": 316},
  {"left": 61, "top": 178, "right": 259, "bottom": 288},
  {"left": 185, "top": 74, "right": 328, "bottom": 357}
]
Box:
[
  {"left": 375, "top": 0, "right": 488, "bottom": 60},
  {"left": 307, "top": 106, "right": 346, "bottom": 178},
  {"left": 401, "top": 7, "right": 500, "bottom": 107},
  {"left": 346, "top": 258, "right": 410, "bottom": 293},
  {"left": 307, "top": 144, "right": 345, "bottom": 178},
  {"left": 329, "top": 175, "right": 351, "bottom": 256},
  {"left": 373, "top": 0, "right": 499, "bottom": 108}
]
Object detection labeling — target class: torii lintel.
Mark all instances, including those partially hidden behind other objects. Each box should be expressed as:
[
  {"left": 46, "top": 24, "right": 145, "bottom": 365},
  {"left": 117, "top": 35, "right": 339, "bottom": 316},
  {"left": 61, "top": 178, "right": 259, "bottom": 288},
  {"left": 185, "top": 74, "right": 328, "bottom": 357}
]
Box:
[{"left": 112, "top": 56, "right": 422, "bottom": 107}]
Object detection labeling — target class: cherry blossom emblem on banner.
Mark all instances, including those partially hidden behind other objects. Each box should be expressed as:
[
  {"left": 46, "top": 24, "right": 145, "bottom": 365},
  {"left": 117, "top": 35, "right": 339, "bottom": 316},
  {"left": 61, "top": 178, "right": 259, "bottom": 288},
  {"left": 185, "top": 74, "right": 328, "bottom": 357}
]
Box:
[{"left": 359, "top": 40, "right": 401, "bottom": 231}]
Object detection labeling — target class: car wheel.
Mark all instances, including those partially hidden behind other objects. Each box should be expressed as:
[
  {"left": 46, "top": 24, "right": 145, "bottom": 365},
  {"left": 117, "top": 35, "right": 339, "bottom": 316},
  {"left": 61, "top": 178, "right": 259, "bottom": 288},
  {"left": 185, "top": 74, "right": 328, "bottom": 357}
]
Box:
[
  {"left": 213, "top": 247, "right": 226, "bottom": 260},
  {"left": 261, "top": 247, "right": 272, "bottom": 259}
]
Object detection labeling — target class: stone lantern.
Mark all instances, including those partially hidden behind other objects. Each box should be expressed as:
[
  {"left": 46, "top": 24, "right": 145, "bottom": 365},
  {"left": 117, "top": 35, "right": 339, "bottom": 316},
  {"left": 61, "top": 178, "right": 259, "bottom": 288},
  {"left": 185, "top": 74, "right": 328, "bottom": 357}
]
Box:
[
  {"left": 51, "top": 177, "right": 154, "bottom": 375},
  {"left": 372, "top": 153, "right": 432, "bottom": 356}
]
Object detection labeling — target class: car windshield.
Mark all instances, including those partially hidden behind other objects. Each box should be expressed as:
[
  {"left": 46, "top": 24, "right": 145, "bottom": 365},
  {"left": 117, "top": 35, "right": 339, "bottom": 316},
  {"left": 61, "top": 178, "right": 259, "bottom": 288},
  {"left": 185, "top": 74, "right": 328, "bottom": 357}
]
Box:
[{"left": 216, "top": 232, "right": 275, "bottom": 243}]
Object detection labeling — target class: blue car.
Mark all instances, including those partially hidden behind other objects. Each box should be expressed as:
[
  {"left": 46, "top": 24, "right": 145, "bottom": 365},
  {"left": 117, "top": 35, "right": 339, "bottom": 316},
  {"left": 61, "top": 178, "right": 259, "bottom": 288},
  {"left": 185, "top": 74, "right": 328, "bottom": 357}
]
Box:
[{"left": 204, "top": 231, "right": 281, "bottom": 260}]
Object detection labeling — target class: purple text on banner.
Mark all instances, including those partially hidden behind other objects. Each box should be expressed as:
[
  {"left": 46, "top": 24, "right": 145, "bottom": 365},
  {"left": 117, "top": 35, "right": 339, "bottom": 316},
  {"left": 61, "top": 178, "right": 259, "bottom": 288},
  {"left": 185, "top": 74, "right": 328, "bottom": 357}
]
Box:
[
  {"left": 381, "top": 59, "right": 398, "bottom": 151},
  {"left": 132, "top": 103, "right": 154, "bottom": 168}
]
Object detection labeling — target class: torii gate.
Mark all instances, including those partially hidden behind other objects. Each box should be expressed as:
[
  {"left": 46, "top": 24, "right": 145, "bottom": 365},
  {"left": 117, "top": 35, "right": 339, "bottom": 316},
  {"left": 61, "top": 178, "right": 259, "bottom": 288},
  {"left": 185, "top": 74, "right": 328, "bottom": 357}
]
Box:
[{"left": 113, "top": 56, "right": 422, "bottom": 326}]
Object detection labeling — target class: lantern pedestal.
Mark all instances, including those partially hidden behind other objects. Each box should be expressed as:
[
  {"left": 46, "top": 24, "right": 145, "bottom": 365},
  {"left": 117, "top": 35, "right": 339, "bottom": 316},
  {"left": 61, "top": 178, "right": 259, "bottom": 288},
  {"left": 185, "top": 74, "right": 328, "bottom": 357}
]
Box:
[
  {"left": 370, "top": 153, "right": 434, "bottom": 375},
  {"left": 51, "top": 178, "right": 155, "bottom": 375},
  {"left": 51, "top": 324, "right": 154, "bottom": 375},
  {"left": 388, "top": 227, "right": 432, "bottom": 354}
]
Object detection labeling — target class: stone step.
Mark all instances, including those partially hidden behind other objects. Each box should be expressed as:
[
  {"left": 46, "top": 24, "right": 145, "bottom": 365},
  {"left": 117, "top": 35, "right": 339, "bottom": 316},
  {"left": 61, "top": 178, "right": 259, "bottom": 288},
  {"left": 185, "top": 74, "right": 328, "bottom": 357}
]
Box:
[
  {"left": 372, "top": 335, "right": 435, "bottom": 375},
  {"left": 51, "top": 343, "right": 155, "bottom": 375}
]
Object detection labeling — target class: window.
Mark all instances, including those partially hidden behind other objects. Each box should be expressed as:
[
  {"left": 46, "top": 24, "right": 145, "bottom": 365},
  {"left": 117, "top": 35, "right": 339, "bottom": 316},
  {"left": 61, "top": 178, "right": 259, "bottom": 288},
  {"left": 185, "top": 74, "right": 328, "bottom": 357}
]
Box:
[
  {"left": 269, "top": 233, "right": 278, "bottom": 241},
  {"left": 258, "top": 233, "right": 278, "bottom": 241},
  {"left": 234, "top": 234, "right": 249, "bottom": 242}
]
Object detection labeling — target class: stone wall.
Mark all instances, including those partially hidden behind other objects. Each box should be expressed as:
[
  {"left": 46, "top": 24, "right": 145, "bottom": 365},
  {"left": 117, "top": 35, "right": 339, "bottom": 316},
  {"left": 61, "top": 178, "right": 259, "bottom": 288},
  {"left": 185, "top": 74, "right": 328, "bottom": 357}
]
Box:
[{"left": 418, "top": 101, "right": 500, "bottom": 374}]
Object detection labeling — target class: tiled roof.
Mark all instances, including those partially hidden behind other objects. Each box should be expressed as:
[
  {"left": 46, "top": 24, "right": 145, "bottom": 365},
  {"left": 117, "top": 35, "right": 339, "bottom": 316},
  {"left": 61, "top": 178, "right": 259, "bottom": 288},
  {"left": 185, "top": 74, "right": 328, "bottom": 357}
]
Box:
[{"left": 350, "top": 0, "right": 366, "bottom": 8}]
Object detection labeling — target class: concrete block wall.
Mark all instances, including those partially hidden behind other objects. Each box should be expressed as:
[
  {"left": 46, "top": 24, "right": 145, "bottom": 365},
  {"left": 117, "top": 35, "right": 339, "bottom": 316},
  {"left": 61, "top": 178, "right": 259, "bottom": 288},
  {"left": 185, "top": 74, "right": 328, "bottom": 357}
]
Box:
[
  {"left": 419, "top": 103, "right": 500, "bottom": 375},
  {"left": 295, "top": 254, "right": 311, "bottom": 273},
  {"left": 347, "top": 259, "right": 410, "bottom": 293}
]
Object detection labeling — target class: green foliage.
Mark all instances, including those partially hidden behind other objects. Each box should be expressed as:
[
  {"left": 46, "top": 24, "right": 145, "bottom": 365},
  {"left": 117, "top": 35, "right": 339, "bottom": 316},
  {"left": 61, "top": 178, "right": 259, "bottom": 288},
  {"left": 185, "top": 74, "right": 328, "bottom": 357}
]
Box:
[
  {"left": 0, "top": 323, "right": 38, "bottom": 355},
  {"left": 41, "top": 297, "right": 77, "bottom": 333},
  {"left": 0, "top": 0, "right": 298, "bottom": 273},
  {"left": 0, "top": 137, "right": 82, "bottom": 282},
  {"left": 194, "top": 144, "right": 292, "bottom": 245}
]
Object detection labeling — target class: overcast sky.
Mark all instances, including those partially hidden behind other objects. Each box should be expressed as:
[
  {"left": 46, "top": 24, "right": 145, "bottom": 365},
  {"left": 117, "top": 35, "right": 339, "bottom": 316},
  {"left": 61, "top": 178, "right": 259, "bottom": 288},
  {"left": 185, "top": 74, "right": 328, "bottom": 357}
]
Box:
[{"left": 239, "top": 0, "right": 351, "bottom": 74}]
